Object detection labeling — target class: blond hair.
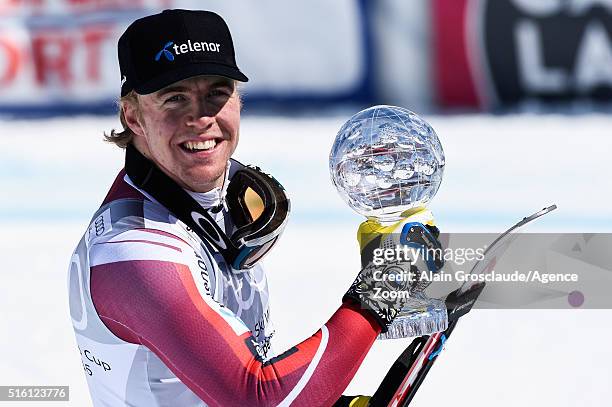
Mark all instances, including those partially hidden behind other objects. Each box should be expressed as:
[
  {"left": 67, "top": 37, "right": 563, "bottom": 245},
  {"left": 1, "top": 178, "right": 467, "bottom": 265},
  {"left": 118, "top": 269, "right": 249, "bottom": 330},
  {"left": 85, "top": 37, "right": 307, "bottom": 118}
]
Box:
[{"left": 104, "top": 91, "right": 139, "bottom": 149}]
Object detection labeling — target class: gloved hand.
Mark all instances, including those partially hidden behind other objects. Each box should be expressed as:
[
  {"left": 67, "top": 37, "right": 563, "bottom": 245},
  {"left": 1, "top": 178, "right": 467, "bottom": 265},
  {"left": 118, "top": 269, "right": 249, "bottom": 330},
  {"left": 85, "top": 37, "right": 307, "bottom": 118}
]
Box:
[{"left": 343, "top": 209, "right": 444, "bottom": 333}]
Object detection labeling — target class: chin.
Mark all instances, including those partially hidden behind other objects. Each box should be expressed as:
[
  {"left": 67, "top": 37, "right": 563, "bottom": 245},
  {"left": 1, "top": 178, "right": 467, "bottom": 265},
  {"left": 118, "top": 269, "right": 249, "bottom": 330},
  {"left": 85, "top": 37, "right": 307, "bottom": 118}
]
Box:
[{"left": 184, "top": 167, "right": 226, "bottom": 191}]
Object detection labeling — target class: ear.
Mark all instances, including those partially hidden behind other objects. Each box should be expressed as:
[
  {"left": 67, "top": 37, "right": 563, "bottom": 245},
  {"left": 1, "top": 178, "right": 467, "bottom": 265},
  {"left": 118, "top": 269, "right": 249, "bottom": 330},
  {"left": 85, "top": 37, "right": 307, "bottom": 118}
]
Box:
[{"left": 122, "top": 99, "right": 145, "bottom": 138}]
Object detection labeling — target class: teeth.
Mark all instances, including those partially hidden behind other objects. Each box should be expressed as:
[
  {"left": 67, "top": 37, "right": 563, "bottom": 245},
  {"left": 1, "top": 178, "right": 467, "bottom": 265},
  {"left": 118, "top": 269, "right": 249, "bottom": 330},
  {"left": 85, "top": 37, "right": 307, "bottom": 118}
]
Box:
[{"left": 183, "top": 140, "right": 216, "bottom": 151}]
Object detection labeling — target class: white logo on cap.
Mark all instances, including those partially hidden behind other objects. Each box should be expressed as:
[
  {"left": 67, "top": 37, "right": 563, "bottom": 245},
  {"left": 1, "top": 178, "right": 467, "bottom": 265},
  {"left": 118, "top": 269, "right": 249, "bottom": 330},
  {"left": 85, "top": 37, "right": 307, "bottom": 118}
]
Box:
[{"left": 173, "top": 40, "right": 221, "bottom": 56}]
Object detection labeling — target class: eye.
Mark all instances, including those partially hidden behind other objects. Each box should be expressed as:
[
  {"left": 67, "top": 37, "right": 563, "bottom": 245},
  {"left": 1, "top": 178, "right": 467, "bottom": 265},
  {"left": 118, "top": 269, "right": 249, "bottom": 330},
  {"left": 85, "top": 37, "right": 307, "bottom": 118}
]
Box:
[
  {"left": 209, "top": 88, "right": 232, "bottom": 98},
  {"left": 164, "top": 94, "right": 186, "bottom": 104}
]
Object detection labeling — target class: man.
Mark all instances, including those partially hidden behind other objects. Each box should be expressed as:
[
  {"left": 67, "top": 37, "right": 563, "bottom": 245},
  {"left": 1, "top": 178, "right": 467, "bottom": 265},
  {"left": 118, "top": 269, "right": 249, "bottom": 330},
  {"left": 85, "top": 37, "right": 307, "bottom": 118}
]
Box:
[{"left": 68, "top": 9, "right": 441, "bottom": 406}]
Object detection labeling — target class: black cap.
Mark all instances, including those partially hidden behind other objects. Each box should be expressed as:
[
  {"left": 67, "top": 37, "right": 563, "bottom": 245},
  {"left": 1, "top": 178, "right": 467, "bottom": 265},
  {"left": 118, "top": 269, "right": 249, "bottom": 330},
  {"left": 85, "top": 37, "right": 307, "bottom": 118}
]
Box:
[{"left": 118, "top": 9, "right": 248, "bottom": 97}]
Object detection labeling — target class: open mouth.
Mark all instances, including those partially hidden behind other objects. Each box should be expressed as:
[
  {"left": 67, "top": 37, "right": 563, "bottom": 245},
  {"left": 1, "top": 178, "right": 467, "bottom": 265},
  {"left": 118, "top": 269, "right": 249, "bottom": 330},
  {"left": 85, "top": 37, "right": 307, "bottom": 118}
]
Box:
[{"left": 180, "top": 139, "right": 219, "bottom": 153}]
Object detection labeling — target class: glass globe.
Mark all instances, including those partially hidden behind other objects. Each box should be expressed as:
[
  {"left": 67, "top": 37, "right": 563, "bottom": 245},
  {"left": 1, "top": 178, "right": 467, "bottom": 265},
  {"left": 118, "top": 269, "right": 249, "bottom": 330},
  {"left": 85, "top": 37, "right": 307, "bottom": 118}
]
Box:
[{"left": 330, "top": 105, "right": 445, "bottom": 221}]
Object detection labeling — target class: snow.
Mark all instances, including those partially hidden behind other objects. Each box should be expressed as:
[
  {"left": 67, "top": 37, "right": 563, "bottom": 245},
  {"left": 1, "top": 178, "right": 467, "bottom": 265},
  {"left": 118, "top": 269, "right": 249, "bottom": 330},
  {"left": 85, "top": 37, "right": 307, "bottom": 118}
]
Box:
[{"left": 0, "top": 113, "right": 610, "bottom": 406}]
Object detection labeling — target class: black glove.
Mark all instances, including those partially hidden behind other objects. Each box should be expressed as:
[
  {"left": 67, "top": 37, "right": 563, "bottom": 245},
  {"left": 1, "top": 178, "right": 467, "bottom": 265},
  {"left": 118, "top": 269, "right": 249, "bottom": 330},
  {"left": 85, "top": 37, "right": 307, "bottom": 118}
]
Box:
[{"left": 343, "top": 217, "right": 443, "bottom": 332}]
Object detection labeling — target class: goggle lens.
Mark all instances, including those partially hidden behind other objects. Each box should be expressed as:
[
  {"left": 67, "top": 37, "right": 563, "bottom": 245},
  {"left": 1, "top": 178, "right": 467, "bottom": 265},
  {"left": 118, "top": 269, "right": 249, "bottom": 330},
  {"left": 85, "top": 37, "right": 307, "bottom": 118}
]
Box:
[
  {"left": 244, "top": 186, "right": 265, "bottom": 222},
  {"left": 242, "top": 236, "right": 278, "bottom": 268}
]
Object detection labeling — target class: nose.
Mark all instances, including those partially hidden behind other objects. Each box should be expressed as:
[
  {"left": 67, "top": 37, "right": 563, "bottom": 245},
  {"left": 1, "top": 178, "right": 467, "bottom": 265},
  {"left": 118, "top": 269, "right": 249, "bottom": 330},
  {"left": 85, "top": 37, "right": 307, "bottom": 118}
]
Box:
[
  {"left": 185, "top": 99, "right": 217, "bottom": 130},
  {"left": 186, "top": 114, "right": 214, "bottom": 131}
]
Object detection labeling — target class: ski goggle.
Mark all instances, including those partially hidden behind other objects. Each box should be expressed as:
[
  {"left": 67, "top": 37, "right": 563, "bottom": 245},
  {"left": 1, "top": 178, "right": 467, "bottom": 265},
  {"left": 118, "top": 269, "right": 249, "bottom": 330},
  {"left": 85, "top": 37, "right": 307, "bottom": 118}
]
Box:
[
  {"left": 222, "top": 164, "right": 290, "bottom": 269},
  {"left": 125, "top": 145, "right": 290, "bottom": 270}
]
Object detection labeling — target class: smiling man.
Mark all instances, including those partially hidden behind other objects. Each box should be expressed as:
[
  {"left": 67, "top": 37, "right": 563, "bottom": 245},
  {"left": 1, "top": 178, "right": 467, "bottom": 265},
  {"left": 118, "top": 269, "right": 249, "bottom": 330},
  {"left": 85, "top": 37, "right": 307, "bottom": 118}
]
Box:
[{"left": 67, "top": 9, "right": 439, "bottom": 407}]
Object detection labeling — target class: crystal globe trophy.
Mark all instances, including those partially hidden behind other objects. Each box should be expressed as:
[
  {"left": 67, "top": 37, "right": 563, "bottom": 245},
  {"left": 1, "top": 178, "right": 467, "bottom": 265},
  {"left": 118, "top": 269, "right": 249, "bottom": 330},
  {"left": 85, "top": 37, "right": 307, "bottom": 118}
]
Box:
[{"left": 329, "top": 105, "right": 447, "bottom": 339}]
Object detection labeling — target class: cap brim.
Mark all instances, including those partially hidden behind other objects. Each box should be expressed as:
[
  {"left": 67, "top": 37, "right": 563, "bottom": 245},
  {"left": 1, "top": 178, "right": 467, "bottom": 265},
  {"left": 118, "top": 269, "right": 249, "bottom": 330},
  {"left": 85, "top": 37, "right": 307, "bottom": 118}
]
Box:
[{"left": 134, "top": 62, "right": 248, "bottom": 95}]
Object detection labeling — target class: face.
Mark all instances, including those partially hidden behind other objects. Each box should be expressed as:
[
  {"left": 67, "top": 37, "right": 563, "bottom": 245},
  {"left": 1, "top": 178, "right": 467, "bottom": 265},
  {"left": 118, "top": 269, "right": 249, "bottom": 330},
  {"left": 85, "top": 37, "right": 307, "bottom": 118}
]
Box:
[{"left": 124, "top": 75, "right": 240, "bottom": 192}]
